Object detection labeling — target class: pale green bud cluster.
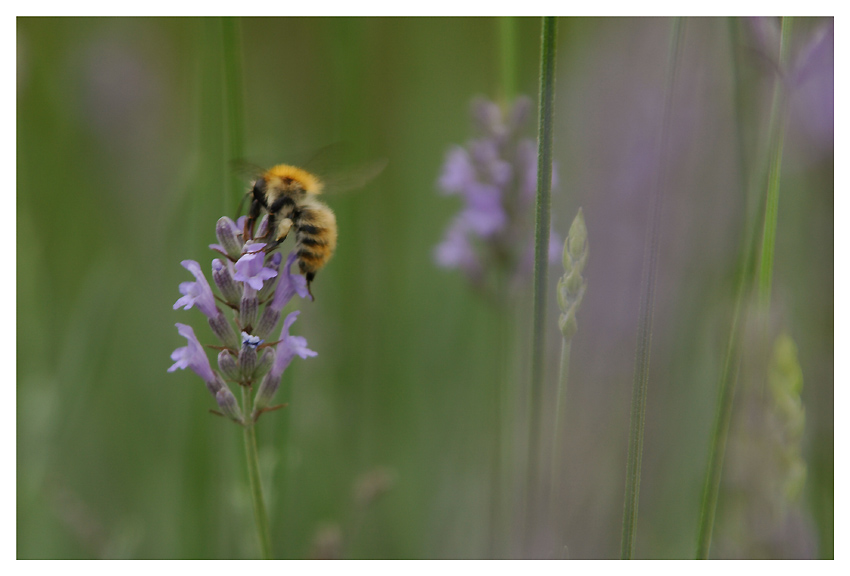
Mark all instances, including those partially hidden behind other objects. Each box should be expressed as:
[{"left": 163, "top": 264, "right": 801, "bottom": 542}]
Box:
[
  {"left": 557, "top": 208, "right": 588, "bottom": 340},
  {"left": 768, "top": 331, "right": 807, "bottom": 503}
]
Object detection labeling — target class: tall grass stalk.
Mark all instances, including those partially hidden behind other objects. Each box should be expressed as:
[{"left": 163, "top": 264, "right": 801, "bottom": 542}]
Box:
[
  {"left": 757, "top": 17, "right": 793, "bottom": 312},
  {"left": 620, "top": 17, "right": 684, "bottom": 560},
  {"left": 695, "top": 16, "right": 793, "bottom": 559},
  {"left": 525, "top": 16, "right": 558, "bottom": 555},
  {"left": 221, "top": 17, "right": 273, "bottom": 559}
]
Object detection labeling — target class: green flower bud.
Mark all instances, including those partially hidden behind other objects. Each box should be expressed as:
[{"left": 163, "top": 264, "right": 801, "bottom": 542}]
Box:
[{"left": 557, "top": 208, "right": 589, "bottom": 340}]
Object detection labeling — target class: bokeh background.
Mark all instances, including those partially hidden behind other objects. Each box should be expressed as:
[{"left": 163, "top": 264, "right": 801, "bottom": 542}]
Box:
[{"left": 17, "top": 17, "right": 833, "bottom": 559}]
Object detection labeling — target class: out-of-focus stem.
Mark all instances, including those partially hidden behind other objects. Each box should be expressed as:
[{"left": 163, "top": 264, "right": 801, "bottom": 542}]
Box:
[
  {"left": 242, "top": 386, "right": 272, "bottom": 559},
  {"left": 697, "top": 16, "right": 793, "bottom": 560},
  {"left": 525, "top": 15, "right": 558, "bottom": 555},
  {"left": 757, "top": 17, "right": 793, "bottom": 312},
  {"left": 550, "top": 339, "right": 571, "bottom": 493},
  {"left": 620, "top": 17, "right": 684, "bottom": 560}
]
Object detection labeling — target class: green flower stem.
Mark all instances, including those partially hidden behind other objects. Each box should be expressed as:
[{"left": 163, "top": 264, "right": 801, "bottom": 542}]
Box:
[
  {"left": 757, "top": 17, "right": 793, "bottom": 311},
  {"left": 525, "top": 15, "right": 558, "bottom": 554},
  {"left": 620, "top": 17, "right": 684, "bottom": 560},
  {"left": 550, "top": 338, "right": 571, "bottom": 493},
  {"left": 242, "top": 386, "right": 272, "bottom": 560},
  {"left": 221, "top": 17, "right": 270, "bottom": 559},
  {"left": 696, "top": 16, "right": 793, "bottom": 560}
]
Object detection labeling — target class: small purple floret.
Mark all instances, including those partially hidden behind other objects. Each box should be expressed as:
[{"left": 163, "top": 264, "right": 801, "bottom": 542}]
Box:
[
  {"left": 173, "top": 260, "right": 219, "bottom": 319},
  {"left": 234, "top": 250, "right": 278, "bottom": 291},
  {"left": 269, "top": 311, "right": 317, "bottom": 381},
  {"left": 270, "top": 251, "right": 310, "bottom": 310},
  {"left": 168, "top": 323, "right": 217, "bottom": 385}
]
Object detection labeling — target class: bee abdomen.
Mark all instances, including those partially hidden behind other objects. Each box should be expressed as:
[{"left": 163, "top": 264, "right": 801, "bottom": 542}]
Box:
[{"left": 294, "top": 207, "right": 337, "bottom": 274}]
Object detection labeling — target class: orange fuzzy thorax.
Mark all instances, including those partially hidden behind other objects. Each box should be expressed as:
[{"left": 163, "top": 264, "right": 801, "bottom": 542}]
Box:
[{"left": 265, "top": 164, "right": 324, "bottom": 194}]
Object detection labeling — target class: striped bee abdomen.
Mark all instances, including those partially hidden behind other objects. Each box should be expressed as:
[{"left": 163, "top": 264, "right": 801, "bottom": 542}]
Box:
[{"left": 294, "top": 203, "right": 338, "bottom": 283}]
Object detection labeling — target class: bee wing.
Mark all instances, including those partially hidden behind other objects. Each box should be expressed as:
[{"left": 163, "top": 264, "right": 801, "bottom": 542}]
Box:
[
  {"left": 319, "top": 158, "right": 388, "bottom": 195},
  {"left": 230, "top": 158, "right": 266, "bottom": 181},
  {"left": 230, "top": 159, "right": 266, "bottom": 216},
  {"left": 300, "top": 143, "right": 387, "bottom": 195}
]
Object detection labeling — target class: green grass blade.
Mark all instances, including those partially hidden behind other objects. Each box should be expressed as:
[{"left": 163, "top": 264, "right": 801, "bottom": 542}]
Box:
[
  {"left": 620, "top": 17, "right": 684, "bottom": 560},
  {"left": 696, "top": 17, "right": 794, "bottom": 559}
]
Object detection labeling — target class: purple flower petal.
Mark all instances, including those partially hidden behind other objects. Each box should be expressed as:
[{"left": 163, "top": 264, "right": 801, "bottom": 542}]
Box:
[
  {"left": 234, "top": 250, "right": 278, "bottom": 291},
  {"left": 173, "top": 260, "right": 219, "bottom": 319},
  {"left": 438, "top": 146, "right": 476, "bottom": 194},
  {"left": 270, "top": 251, "right": 310, "bottom": 310},
  {"left": 268, "top": 311, "right": 317, "bottom": 380},
  {"left": 470, "top": 139, "right": 512, "bottom": 188},
  {"left": 471, "top": 97, "right": 505, "bottom": 139},
  {"left": 168, "top": 323, "right": 217, "bottom": 385},
  {"left": 461, "top": 183, "right": 507, "bottom": 237},
  {"left": 434, "top": 219, "right": 478, "bottom": 271}
]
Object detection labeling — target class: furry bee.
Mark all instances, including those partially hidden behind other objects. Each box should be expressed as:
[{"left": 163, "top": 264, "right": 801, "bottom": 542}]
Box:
[{"left": 243, "top": 159, "right": 385, "bottom": 298}]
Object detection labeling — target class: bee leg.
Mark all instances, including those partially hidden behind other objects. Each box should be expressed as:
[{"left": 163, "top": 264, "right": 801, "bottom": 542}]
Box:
[
  {"left": 264, "top": 218, "right": 293, "bottom": 253},
  {"left": 245, "top": 197, "right": 263, "bottom": 240},
  {"left": 305, "top": 272, "right": 315, "bottom": 301}
]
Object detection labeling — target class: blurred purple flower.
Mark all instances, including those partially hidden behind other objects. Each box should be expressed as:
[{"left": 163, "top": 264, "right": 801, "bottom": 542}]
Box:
[
  {"left": 435, "top": 219, "right": 481, "bottom": 272},
  {"left": 435, "top": 95, "right": 561, "bottom": 286}
]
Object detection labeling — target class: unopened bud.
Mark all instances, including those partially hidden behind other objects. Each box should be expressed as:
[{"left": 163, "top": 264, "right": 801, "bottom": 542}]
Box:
[
  {"left": 212, "top": 259, "right": 243, "bottom": 305},
  {"left": 217, "top": 350, "right": 240, "bottom": 381},
  {"left": 209, "top": 311, "right": 239, "bottom": 349},
  {"left": 558, "top": 208, "right": 588, "bottom": 340},
  {"left": 253, "top": 307, "right": 280, "bottom": 341},
  {"left": 253, "top": 371, "right": 281, "bottom": 416},
  {"left": 216, "top": 386, "right": 244, "bottom": 424},
  {"left": 215, "top": 217, "right": 243, "bottom": 259},
  {"left": 239, "top": 332, "right": 261, "bottom": 381},
  {"left": 253, "top": 348, "right": 275, "bottom": 381},
  {"left": 240, "top": 288, "right": 259, "bottom": 331}
]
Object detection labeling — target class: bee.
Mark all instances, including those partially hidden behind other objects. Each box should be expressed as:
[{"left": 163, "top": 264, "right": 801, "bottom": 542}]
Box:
[{"left": 243, "top": 159, "right": 385, "bottom": 299}]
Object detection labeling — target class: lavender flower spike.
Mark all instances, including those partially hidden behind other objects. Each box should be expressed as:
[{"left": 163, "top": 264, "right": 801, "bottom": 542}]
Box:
[
  {"left": 434, "top": 95, "right": 559, "bottom": 287},
  {"left": 174, "top": 260, "right": 219, "bottom": 319},
  {"left": 168, "top": 323, "right": 219, "bottom": 389}
]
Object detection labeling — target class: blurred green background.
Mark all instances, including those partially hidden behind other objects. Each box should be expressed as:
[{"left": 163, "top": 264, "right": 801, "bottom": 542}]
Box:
[{"left": 17, "top": 17, "right": 832, "bottom": 559}]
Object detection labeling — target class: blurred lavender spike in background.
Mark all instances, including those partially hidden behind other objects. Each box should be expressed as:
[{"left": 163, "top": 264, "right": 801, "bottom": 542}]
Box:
[{"left": 435, "top": 95, "right": 560, "bottom": 290}]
